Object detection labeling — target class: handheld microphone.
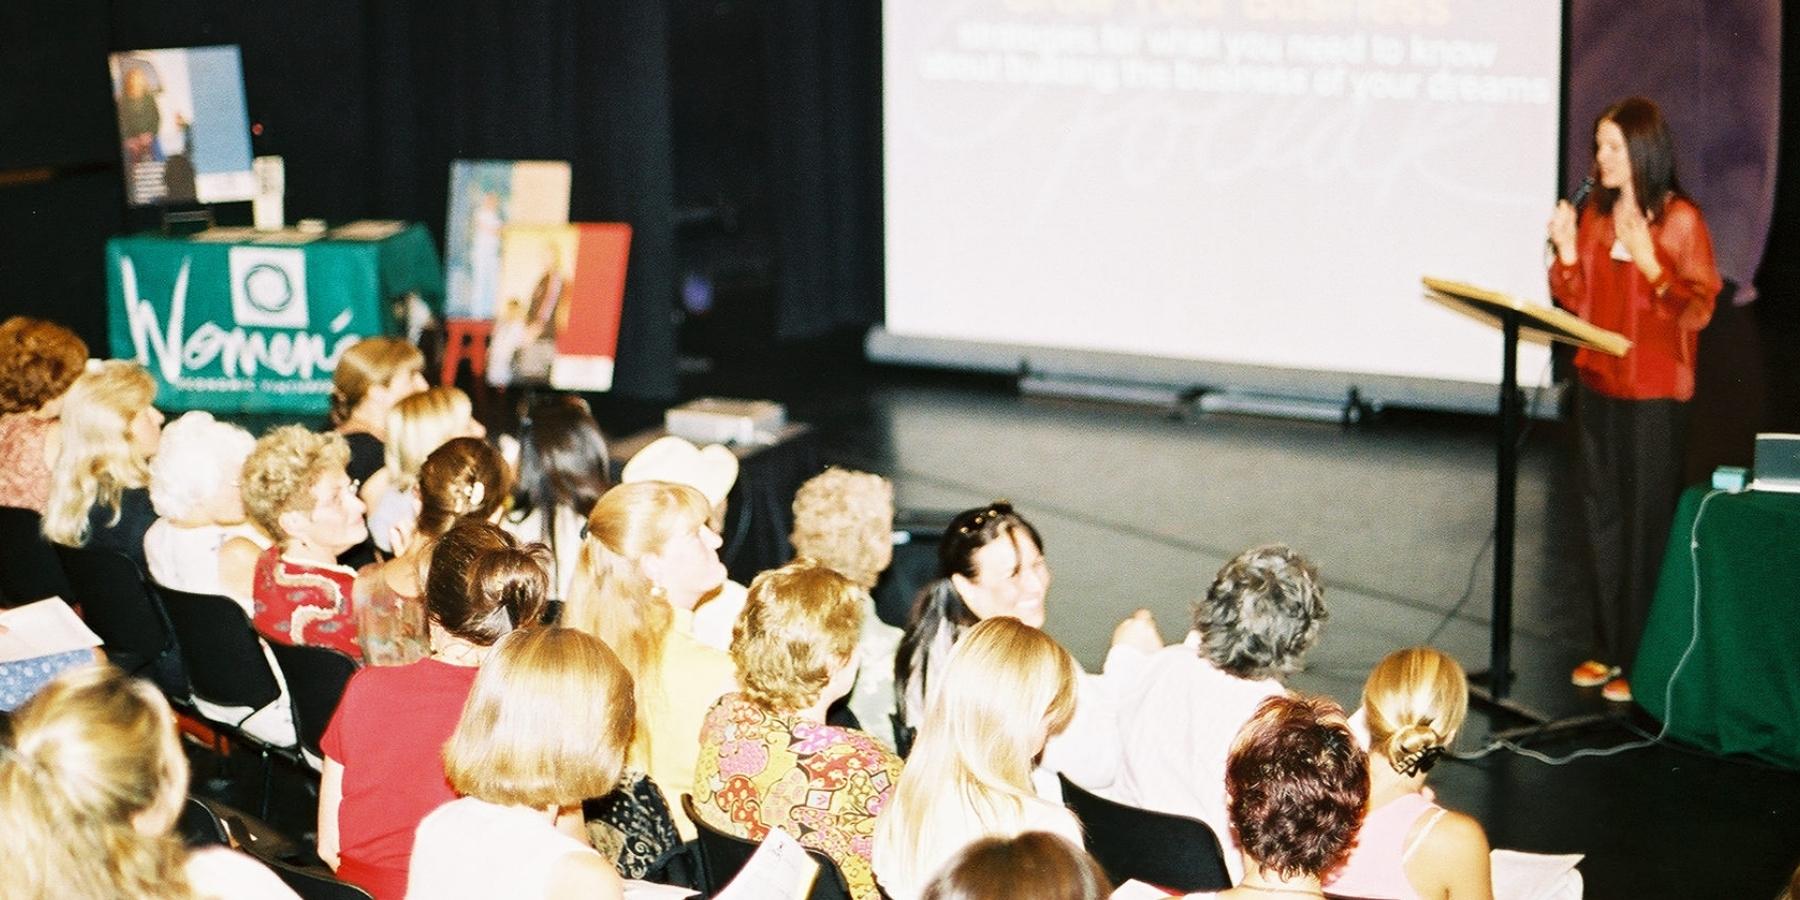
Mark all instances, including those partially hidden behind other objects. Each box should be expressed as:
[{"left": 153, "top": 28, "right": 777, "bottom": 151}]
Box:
[{"left": 1568, "top": 175, "right": 1594, "bottom": 209}]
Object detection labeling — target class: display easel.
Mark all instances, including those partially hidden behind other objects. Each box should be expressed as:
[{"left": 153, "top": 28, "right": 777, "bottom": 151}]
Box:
[{"left": 1422, "top": 277, "right": 1628, "bottom": 724}]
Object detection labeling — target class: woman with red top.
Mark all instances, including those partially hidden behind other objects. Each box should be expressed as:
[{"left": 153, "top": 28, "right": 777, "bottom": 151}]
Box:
[
  {"left": 1547, "top": 97, "right": 1723, "bottom": 704},
  {"left": 241, "top": 426, "right": 369, "bottom": 661},
  {"left": 317, "top": 519, "right": 548, "bottom": 900}
]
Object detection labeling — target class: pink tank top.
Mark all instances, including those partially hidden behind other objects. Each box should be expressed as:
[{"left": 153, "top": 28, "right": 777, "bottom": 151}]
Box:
[{"left": 1326, "top": 791, "right": 1446, "bottom": 900}]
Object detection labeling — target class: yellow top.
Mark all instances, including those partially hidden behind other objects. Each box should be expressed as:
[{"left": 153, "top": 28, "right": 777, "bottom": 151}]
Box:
[{"left": 639, "top": 606, "right": 738, "bottom": 840}]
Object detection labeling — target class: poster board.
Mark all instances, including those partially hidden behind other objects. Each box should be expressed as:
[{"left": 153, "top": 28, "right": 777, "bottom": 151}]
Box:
[
  {"left": 490, "top": 223, "right": 631, "bottom": 391},
  {"left": 444, "top": 160, "right": 571, "bottom": 319},
  {"left": 108, "top": 45, "right": 256, "bottom": 207}
]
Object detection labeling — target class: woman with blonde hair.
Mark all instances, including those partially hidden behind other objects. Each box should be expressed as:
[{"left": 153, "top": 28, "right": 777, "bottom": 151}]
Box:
[
  {"left": 789, "top": 467, "right": 906, "bottom": 748},
  {"left": 0, "top": 315, "right": 87, "bottom": 513},
  {"left": 41, "top": 359, "right": 164, "bottom": 570},
  {"left": 872, "top": 616, "right": 1084, "bottom": 900},
  {"left": 692, "top": 558, "right": 904, "bottom": 900},
  {"left": 329, "top": 336, "right": 426, "bottom": 501},
  {"left": 407, "top": 626, "right": 635, "bottom": 899},
  {"left": 564, "top": 480, "right": 737, "bottom": 839},
  {"left": 1328, "top": 647, "right": 1493, "bottom": 900},
  {"left": 0, "top": 664, "right": 298, "bottom": 899},
  {"left": 364, "top": 386, "right": 485, "bottom": 554}
]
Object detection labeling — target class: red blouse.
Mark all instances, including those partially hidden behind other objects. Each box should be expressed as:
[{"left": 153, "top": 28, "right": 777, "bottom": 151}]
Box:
[
  {"left": 251, "top": 544, "right": 363, "bottom": 661},
  {"left": 1548, "top": 196, "right": 1722, "bottom": 401}
]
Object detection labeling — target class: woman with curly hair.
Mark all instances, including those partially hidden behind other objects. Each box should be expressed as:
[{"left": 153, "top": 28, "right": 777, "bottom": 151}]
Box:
[
  {"left": 0, "top": 316, "right": 87, "bottom": 513},
  {"left": 1183, "top": 693, "right": 1368, "bottom": 899},
  {"left": 789, "top": 468, "right": 906, "bottom": 748},
  {"left": 692, "top": 558, "right": 904, "bottom": 900}
]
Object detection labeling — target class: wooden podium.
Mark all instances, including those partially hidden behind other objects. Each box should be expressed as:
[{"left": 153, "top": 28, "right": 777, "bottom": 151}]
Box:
[{"left": 1422, "top": 277, "right": 1628, "bottom": 711}]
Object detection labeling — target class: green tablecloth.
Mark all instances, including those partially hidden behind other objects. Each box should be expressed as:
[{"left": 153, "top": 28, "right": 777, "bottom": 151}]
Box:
[
  {"left": 1634, "top": 485, "right": 1800, "bottom": 769},
  {"left": 106, "top": 224, "right": 442, "bottom": 415}
]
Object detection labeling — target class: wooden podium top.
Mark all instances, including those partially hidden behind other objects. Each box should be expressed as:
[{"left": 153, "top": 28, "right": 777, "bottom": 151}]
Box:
[{"left": 1422, "top": 276, "right": 1630, "bottom": 358}]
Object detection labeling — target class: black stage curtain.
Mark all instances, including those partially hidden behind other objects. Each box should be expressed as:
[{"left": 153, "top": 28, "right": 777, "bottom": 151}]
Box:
[{"left": 759, "top": 0, "right": 884, "bottom": 341}]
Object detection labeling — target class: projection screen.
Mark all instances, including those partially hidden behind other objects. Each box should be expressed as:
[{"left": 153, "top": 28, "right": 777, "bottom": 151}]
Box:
[{"left": 874, "top": 0, "right": 1565, "bottom": 412}]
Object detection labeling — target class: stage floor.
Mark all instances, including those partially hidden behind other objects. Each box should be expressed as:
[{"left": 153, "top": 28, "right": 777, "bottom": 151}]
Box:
[{"left": 782, "top": 362, "right": 1800, "bottom": 900}]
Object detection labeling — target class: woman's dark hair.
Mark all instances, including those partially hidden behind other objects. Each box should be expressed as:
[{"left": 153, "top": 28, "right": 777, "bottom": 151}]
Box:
[
  {"left": 509, "top": 395, "right": 610, "bottom": 545},
  {"left": 1594, "top": 96, "right": 1685, "bottom": 219},
  {"left": 922, "top": 832, "right": 1112, "bottom": 900},
  {"left": 417, "top": 437, "right": 510, "bottom": 539},
  {"left": 894, "top": 502, "right": 1044, "bottom": 731},
  {"left": 425, "top": 519, "right": 550, "bottom": 645},
  {"left": 1226, "top": 694, "right": 1368, "bottom": 880}
]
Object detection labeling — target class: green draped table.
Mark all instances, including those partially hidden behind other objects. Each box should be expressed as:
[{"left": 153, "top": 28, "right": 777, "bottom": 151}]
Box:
[
  {"left": 1633, "top": 485, "right": 1800, "bottom": 769},
  {"left": 105, "top": 224, "right": 442, "bottom": 416}
]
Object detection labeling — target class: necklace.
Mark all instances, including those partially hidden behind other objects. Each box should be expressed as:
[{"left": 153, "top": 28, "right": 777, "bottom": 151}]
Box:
[{"left": 1236, "top": 881, "right": 1325, "bottom": 897}]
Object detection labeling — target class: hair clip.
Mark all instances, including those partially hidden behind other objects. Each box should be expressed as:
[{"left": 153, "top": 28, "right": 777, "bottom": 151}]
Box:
[{"left": 1395, "top": 744, "right": 1446, "bottom": 777}]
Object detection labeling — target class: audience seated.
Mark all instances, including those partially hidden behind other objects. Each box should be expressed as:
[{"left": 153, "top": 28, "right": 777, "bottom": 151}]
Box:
[
  {"left": 619, "top": 435, "right": 745, "bottom": 649},
  {"left": 0, "top": 664, "right": 299, "bottom": 899},
  {"left": 148, "top": 411, "right": 296, "bottom": 747},
  {"left": 922, "top": 832, "right": 1112, "bottom": 900},
  {"left": 145, "top": 411, "right": 264, "bottom": 601},
  {"left": 893, "top": 502, "right": 1054, "bottom": 742},
  {"left": 328, "top": 336, "right": 427, "bottom": 507},
  {"left": 318, "top": 520, "right": 548, "bottom": 900},
  {"left": 873, "top": 617, "right": 1084, "bottom": 900},
  {"left": 789, "top": 467, "right": 907, "bottom": 748},
  {"left": 504, "top": 395, "right": 612, "bottom": 603},
  {"left": 1173, "top": 694, "right": 1366, "bottom": 900},
  {"left": 41, "top": 360, "right": 165, "bottom": 572},
  {"left": 352, "top": 437, "right": 508, "bottom": 666},
  {"left": 241, "top": 426, "right": 369, "bottom": 661},
  {"left": 365, "top": 386, "right": 485, "bottom": 554},
  {"left": 564, "top": 480, "right": 739, "bottom": 840},
  {"left": 1329, "top": 647, "right": 1493, "bottom": 900},
  {"left": 692, "top": 558, "right": 904, "bottom": 900},
  {"left": 0, "top": 316, "right": 87, "bottom": 514},
  {"left": 1058, "top": 544, "right": 1327, "bottom": 882},
  {"left": 408, "top": 626, "right": 634, "bottom": 900}
]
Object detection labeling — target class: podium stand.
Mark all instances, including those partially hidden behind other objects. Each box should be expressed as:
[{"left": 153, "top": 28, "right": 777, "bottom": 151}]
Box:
[{"left": 1422, "top": 277, "right": 1628, "bottom": 714}]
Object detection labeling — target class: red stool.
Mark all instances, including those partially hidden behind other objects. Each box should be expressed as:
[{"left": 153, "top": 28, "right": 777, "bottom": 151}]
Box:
[{"left": 440, "top": 318, "right": 493, "bottom": 387}]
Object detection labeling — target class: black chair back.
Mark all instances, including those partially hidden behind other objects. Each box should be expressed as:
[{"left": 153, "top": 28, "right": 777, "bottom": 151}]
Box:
[
  {"left": 681, "top": 794, "right": 854, "bottom": 900},
  {"left": 1058, "top": 774, "right": 1232, "bottom": 893},
  {"left": 53, "top": 544, "right": 186, "bottom": 695},
  {"left": 265, "top": 858, "right": 374, "bottom": 900},
  {"left": 267, "top": 640, "right": 358, "bottom": 760},
  {"left": 160, "top": 585, "right": 282, "bottom": 715},
  {"left": 0, "top": 507, "right": 71, "bottom": 606},
  {"left": 178, "top": 796, "right": 233, "bottom": 848}
]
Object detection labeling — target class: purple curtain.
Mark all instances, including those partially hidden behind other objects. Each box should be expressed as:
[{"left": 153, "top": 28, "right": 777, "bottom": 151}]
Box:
[{"left": 1565, "top": 1, "right": 1781, "bottom": 303}]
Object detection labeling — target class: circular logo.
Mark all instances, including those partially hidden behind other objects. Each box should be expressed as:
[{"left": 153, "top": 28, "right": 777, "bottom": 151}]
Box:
[{"left": 242, "top": 263, "right": 294, "bottom": 314}]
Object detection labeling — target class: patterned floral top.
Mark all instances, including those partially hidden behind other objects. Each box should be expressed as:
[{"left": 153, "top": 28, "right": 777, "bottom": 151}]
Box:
[
  {"left": 251, "top": 544, "right": 363, "bottom": 661},
  {"left": 692, "top": 694, "right": 903, "bottom": 900},
  {"left": 0, "top": 414, "right": 54, "bottom": 512}
]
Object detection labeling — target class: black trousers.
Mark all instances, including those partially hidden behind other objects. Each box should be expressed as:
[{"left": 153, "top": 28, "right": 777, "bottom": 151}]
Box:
[{"left": 1575, "top": 382, "right": 1686, "bottom": 670}]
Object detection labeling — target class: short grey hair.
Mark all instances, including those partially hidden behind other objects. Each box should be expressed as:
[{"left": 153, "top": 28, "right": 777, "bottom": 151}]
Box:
[
  {"left": 1192, "top": 544, "right": 1325, "bottom": 680},
  {"left": 148, "top": 411, "right": 255, "bottom": 522}
]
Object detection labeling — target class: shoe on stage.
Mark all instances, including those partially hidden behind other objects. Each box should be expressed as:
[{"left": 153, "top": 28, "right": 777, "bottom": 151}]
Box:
[
  {"left": 1571, "top": 660, "right": 1620, "bottom": 687},
  {"left": 1602, "top": 678, "right": 1633, "bottom": 703}
]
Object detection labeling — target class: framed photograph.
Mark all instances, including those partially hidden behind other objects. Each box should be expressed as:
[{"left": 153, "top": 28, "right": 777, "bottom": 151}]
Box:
[
  {"left": 443, "top": 160, "right": 571, "bottom": 319},
  {"left": 109, "top": 45, "right": 256, "bottom": 207}
]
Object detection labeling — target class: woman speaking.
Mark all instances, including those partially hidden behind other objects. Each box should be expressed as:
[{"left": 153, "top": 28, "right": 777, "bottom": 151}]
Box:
[{"left": 1546, "top": 96, "right": 1722, "bottom": 703}]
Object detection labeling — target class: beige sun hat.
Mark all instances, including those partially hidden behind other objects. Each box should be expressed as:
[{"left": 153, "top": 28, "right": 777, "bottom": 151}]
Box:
[{"left": 620, "top": 435, "right": 739, "bottom": 507}]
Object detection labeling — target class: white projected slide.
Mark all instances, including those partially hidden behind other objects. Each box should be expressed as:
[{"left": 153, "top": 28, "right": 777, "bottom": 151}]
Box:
[{"left": 882, "top": 0, "right": 1562, "bottom": 402}]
